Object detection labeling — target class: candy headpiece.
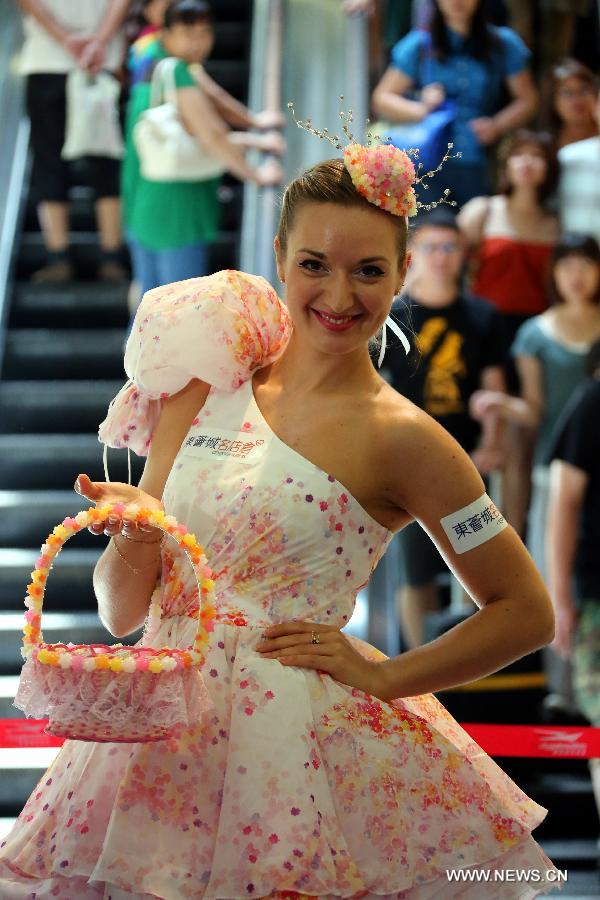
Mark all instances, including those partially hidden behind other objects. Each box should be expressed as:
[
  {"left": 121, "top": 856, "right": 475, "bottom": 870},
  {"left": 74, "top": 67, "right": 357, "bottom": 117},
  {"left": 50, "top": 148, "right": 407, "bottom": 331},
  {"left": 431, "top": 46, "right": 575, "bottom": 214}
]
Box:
[{"left": 287, "top": 98, "right": 457, "bottom": 220}]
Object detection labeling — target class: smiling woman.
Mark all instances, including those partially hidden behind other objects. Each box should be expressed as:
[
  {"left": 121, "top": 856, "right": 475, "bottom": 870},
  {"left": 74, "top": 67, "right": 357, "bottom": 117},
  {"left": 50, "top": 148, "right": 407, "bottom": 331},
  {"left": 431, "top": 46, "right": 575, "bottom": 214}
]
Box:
[{"left": 0, "top": 149, "right": 561, "bottom": 897}]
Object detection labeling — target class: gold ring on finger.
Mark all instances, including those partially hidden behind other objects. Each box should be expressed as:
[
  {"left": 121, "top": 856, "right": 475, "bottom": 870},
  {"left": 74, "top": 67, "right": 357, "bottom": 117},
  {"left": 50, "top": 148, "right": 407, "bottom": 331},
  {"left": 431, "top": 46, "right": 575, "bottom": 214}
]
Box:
[{"left": 311, "top": 631, "right": 321, "bottom": 645}]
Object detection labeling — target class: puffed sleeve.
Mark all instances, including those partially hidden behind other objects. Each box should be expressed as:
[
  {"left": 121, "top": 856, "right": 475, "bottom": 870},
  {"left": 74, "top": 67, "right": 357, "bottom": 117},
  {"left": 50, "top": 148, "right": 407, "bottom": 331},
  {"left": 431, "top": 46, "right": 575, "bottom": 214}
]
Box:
[{"left": 98, "top": 269, "right": 292, "bottom": 455}]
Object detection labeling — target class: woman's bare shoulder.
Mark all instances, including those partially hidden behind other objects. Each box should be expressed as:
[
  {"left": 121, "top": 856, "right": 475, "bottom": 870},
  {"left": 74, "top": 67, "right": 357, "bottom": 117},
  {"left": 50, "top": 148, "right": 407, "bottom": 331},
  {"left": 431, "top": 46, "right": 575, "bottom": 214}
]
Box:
[{"left": 372, "top": 382, "right": 484, "bottom": 511}]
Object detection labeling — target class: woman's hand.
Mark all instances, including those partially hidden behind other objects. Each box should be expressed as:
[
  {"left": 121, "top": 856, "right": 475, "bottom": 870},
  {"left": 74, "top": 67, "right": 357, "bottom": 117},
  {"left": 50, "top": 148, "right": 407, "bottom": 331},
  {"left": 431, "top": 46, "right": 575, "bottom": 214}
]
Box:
[
  {"left": 551, "top": 592, "right": 576, "bottom": 660},
  {"left": 256, "top": 621, "right": 391, "bottom": 700},
  {"left": 61, "top": 31, "right": 92, "bottom": 64},
  {"left": 471, "top": 444, "right": 505, "bottom": 475},
  {"left": 469, "top": 389, "right": 508, "bottom": 421},
  {"left": 78, "top": 36, "right": 107, "bottom": 75},
  {"left": 256, "top": 159, "right": 285, "bottom": 186},
  {"left": 469, "top": 116, "right": 500, "bottom": 146},
  {"left": 257, "top": 130, "right": 287, "bottom": 156},
  {"left": 421, "top": 83, "right": 445, "bottom": 112},
  {"left": 74, "top": 473, "right": 164, "bottom": 542},
  {"left": 253, "top": 109, "right": 285, "bottom": 130}
]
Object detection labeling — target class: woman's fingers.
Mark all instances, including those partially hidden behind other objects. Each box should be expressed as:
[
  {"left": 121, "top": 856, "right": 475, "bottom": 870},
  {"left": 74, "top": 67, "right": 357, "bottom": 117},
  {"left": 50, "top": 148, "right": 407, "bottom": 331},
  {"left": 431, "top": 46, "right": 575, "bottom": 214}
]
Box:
[
  {"left": 74, "top": 473, "right": 101, "bottom": 501},
  {"left": 73, "top": 474, "right": 164, "bottom": 539}
]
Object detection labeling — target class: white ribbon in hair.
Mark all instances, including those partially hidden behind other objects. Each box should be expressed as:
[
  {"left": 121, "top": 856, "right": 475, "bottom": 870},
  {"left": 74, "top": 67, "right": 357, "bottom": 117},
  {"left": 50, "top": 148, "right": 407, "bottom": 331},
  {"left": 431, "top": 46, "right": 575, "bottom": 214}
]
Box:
[{"left": 378, "top": 314, "right": 411, "bottom": 368}]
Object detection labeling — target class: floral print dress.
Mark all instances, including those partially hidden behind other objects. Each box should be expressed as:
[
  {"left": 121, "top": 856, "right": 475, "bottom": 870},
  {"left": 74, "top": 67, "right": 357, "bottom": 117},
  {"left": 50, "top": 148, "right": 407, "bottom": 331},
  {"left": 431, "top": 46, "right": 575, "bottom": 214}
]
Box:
[{"left": 0, "top": 272, "right": 561, "bottom": 898}]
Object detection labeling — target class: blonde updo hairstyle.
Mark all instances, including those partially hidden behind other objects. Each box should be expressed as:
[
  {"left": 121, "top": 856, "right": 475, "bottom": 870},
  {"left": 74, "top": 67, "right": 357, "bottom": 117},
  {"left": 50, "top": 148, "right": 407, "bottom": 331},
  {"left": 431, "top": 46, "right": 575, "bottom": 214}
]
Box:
[{"left": 276, "top": 158, "right": 409, "bottom": 269}]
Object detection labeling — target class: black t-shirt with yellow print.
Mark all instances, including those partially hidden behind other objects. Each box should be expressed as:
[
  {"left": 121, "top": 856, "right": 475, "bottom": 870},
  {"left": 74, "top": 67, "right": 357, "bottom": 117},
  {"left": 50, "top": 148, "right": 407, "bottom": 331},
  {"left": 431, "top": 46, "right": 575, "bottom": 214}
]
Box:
[{"left": 383, "top": 292, "right": 507, "bottom": 453}]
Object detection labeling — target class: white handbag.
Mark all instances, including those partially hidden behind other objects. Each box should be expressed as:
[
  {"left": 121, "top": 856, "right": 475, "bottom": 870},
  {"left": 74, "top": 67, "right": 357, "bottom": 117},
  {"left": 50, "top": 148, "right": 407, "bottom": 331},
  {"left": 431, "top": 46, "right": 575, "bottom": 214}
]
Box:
[
  {"left": 133, "top": 57, "right": 225, "bottom": 182},
  {"left": 62, "top": 70, "right": 124, "bottom": 161}
]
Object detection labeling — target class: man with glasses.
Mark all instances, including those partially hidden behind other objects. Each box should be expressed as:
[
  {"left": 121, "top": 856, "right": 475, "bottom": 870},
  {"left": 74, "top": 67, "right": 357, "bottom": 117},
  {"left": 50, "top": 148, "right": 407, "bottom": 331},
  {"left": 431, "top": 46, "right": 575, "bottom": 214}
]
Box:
[{"left": 382, "top": 207, "right": 507, "bottom": 649}]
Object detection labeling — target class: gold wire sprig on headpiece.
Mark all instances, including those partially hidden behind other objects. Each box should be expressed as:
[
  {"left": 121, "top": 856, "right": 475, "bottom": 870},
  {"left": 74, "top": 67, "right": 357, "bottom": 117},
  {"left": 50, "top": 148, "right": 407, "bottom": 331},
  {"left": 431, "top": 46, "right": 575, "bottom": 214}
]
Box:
[{"left": 287, "top": 98, "right": 460, "bottom": 213}]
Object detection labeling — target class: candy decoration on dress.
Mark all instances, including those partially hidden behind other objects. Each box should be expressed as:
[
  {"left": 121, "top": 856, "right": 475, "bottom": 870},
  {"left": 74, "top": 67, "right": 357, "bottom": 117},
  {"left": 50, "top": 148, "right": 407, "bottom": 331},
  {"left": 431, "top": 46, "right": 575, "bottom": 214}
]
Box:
[
  {"left": 99, "top": 269, "right": 292, "bottom": 456},
  {"left": 14, "top": 504, "right": 217, "bottom": 743}
]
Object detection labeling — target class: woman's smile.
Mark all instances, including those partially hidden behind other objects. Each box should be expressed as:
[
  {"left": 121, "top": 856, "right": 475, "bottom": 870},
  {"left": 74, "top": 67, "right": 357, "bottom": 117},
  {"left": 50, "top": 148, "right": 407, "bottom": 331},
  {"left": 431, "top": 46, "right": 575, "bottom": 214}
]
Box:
[{"left": 310, "top": 308, "right": 363, "bottom": 332}]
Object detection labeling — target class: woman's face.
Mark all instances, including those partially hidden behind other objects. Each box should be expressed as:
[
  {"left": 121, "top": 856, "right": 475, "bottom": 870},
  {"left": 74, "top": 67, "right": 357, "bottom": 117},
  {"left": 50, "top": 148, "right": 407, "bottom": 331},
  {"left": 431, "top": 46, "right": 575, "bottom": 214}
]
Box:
[
  {"left": 275, "top": 202, "right": 407, "bottom": 357},
  {"left": 163, "top": 21, "right": 214, "bottom": 64},
  {"left": 554, "top": 76, "right": 597, "bottom": 127},
  {"left": 554, "top": 255, "right": 600, "bottom": 306},
  {"left": 505, "top": 144, "right": 548, "bottom": 191},
  {"left": 436, "top": 0, "right": 480, "bottom": 25}
]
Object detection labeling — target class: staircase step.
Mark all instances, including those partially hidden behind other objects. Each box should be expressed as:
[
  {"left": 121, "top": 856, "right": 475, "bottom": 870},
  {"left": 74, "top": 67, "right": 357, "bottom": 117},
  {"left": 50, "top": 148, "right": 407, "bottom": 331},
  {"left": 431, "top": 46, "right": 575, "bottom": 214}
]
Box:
[
  {"left": 0, "top": 611, "right": 138, "bottom": 673},
  {"left": 9, "top": 281, "right": 129, "bottom": 329},
  {"left": 0, "top": 491, "right": 110, "bottom": 549},
  {"left": 0, "top": 434, "right": 144, "bottom": 490},
  {"left": 3, "top": 329, "right": 126, "bottom": 380},
  {"left": 0, "top": 548, "right": 101, "bottom": 612},
  {"left": 0, "top": 380, "right": 123, "bottom": 434},
  {"left": 16, "top": 232, "right": 239, "bottom": 280},
  {"left": 203, "top": 59, "right": 249, "bottom": 99},
  {"left": 211, "top": 0, "right": 252, "bottom": 22},
  {"left": 211, "top": 21, "right": 250, "bottom": 58}
]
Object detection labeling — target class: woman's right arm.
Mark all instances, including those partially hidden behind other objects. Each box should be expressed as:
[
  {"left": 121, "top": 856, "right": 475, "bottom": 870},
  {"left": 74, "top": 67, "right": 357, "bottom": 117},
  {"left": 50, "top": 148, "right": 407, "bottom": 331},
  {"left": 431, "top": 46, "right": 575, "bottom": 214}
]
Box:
[
  {"left": 470, "top": 354, "right": 544, "bottom": 428},
  {"left": 88, "top": 379, "right": 211, "bottom": 638},
  {"left": 372, "top": 68, "right": 443, "bottom": 124},
  {"left": 18, "top": 0, "right": 89, "bottom": 57},
  {"left": 176, "top": 86, "right": 279, "bottom": 185}
]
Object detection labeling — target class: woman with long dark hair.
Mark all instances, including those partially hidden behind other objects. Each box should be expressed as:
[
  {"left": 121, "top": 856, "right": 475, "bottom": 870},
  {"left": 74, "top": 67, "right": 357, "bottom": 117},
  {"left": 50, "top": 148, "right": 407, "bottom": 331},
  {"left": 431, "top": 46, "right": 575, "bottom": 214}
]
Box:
[{"left": 372, "top": 0, "right": 538, "bottom": 207}]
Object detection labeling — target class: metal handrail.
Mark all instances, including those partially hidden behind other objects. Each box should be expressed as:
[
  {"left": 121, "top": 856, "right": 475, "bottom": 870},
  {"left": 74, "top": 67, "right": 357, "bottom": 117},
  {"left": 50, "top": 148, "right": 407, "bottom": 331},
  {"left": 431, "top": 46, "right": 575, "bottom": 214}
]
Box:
[
  {"left": 0, "top": 8, "right": 29, "bottom": 377},
  {"left": 240, "top": 0, "right": 284, "bottom": 284},
  {"left": 241, "top": 0, "right": 369, "bottom": 286}
]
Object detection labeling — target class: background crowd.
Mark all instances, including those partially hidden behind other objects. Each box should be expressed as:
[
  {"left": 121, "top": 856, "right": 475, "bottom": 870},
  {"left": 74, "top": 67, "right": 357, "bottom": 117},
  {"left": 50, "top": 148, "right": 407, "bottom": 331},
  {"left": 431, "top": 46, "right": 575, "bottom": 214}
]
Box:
[{"left": 16, "top": 0, "right": 600, "bottom": 777}]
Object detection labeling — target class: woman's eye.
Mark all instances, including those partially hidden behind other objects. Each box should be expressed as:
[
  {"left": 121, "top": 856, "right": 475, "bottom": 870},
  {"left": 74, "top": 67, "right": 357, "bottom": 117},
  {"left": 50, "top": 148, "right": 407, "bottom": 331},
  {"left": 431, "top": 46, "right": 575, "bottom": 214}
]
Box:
[
  {"left": 359, "top": 266, "right": 385, "bottom": 278},
  {"left": 299, "top": 259, "right": 323, "bottom": 272}
]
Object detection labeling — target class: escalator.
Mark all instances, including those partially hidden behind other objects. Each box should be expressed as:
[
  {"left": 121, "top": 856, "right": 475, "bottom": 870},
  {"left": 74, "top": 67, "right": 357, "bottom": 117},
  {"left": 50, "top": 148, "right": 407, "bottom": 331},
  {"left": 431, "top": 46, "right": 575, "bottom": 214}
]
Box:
[{"left": 0, "top": 0, "right": 253, "bottom": 829}]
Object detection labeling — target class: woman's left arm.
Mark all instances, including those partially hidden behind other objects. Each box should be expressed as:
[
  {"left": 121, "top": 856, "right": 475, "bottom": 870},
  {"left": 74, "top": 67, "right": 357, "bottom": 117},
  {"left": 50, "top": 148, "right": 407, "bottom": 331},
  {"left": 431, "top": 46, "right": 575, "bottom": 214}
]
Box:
[
  {"left": 493, "top": 70, "right": 538, "bottom": 139},
  {"left": 377, "top": 413, "right": 554, "bottom": 700},
  {"left": 471, "top": 70, "right": 538, "bottom": 146}
]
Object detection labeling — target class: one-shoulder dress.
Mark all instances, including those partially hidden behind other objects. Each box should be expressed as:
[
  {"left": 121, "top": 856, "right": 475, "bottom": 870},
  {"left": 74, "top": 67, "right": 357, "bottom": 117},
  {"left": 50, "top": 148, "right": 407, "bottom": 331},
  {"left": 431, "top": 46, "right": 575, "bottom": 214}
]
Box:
[{"left": 0, "top": 271, "right": 561, "bottom": 898}]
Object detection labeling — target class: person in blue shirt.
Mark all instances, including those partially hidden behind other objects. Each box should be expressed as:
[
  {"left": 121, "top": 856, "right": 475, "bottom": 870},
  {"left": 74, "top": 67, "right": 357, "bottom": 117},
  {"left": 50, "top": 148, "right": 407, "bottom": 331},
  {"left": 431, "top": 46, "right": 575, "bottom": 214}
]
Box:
[{"left": 372, "top": 0, "right": 538, "bottom": 207}]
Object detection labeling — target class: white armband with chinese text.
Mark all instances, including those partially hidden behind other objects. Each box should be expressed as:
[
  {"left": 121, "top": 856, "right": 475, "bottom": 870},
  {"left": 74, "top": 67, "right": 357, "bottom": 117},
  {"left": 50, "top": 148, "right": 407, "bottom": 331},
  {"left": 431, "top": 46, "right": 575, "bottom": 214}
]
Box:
[{"left": 440, "top": 494, "right": 507, "bottom": 554}]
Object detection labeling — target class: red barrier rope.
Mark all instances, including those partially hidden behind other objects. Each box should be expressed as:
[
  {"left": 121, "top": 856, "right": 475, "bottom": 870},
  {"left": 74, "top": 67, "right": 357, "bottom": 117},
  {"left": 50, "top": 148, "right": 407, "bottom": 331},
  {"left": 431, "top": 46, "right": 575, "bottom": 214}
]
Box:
[{"left": 0, "top": 719, "right": 599, "bottom": 757}]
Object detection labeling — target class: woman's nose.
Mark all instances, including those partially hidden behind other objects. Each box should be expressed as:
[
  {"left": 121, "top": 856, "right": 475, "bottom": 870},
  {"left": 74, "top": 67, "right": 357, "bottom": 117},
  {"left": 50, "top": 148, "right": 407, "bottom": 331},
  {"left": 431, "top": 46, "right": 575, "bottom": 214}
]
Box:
[{"left": 323, "top": 276, "right": 355, "bottom": 313}]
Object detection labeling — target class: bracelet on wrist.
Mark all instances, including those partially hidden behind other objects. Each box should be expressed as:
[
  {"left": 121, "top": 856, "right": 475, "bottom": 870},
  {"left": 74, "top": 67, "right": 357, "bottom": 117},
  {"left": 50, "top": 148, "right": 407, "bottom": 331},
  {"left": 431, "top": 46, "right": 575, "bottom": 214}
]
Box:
[
  {"left": 120, "top": 530, "right": 163, "bottom": 544},
  {"left": 111, "top": 534, "right": 160, "bottom": 576}
]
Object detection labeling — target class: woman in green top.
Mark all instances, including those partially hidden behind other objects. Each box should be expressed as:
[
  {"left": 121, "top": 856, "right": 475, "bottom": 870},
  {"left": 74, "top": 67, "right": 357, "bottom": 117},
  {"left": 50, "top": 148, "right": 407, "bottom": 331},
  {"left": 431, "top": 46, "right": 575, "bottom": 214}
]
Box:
[{"left": 124, "top": 0, "right": 284, "bottom": 299}]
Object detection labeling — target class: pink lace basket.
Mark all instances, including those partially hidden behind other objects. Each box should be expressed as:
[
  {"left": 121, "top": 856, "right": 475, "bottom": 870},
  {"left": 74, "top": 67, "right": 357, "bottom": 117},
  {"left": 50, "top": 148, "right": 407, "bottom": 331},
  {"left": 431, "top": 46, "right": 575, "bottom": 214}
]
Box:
[{"left": 14, "top": 503, "right": 217, "bottom": 743}]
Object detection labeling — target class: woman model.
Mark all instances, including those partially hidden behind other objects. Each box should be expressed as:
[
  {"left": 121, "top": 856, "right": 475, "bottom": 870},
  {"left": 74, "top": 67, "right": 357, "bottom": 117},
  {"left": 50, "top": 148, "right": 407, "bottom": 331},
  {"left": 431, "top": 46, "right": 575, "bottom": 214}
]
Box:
[
  {"left": 0, "top": 141, "right": 560, "bottom": 896},
  {"left": 371, "top": 0, "right": 537, "bottom": 207}
]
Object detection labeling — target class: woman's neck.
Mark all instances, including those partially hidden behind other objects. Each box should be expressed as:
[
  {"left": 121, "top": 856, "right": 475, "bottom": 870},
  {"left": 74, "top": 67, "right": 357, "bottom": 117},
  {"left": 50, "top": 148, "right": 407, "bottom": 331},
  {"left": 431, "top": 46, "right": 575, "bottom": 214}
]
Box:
[
  {"left": 554, "top": 298, "right": 600, "bottom": 318},
  {"left": 506, "top": 186, "right": 542, "bottom": 217},
  {"left": 559, "top": 121, "right": 597, "bottom": 148},
  {"left": 445, "top": 15, "right": 472, "bottom": 36},
  {"left": 263, "top": 331, "right": 380, "bottom": 398}
]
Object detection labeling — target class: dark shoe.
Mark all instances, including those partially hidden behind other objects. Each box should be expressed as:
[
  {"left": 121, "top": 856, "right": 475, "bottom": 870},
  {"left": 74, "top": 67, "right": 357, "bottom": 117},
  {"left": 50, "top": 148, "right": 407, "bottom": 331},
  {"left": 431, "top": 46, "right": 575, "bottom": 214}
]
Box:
[
  {"left": 30, "top": 260, "right": 74, "bottom": 284},
  {"left": 98, "top": 260, "right": 128, "bottom": 282}
]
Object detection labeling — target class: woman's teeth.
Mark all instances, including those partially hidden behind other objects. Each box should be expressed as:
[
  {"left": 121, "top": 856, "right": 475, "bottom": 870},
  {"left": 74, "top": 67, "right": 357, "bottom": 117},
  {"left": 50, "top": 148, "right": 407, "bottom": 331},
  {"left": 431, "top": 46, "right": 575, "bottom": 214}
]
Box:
[{"left": 318, "top": 312, "right": 353, "bottom": 323}]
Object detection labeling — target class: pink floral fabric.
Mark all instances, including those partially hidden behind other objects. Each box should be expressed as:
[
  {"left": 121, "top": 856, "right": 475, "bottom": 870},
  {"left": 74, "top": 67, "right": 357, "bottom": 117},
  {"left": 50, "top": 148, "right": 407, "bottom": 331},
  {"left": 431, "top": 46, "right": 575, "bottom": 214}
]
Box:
[
  {"left": 0, "top": 379, "right": 561, "bottom": 898},
  {"left": 98, "top": 270, "right": 292, "bottom": 456}
]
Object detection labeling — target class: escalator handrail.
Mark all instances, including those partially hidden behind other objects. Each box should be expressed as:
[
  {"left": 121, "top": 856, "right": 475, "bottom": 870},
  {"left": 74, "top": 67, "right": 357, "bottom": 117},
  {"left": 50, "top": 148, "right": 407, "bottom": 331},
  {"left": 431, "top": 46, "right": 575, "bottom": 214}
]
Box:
[
  {"left": 0, "top": 8, "right": 29, "bottom": 378},
  {"left": 241, "top": 1, "right": 369, "bottom": 286}
]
